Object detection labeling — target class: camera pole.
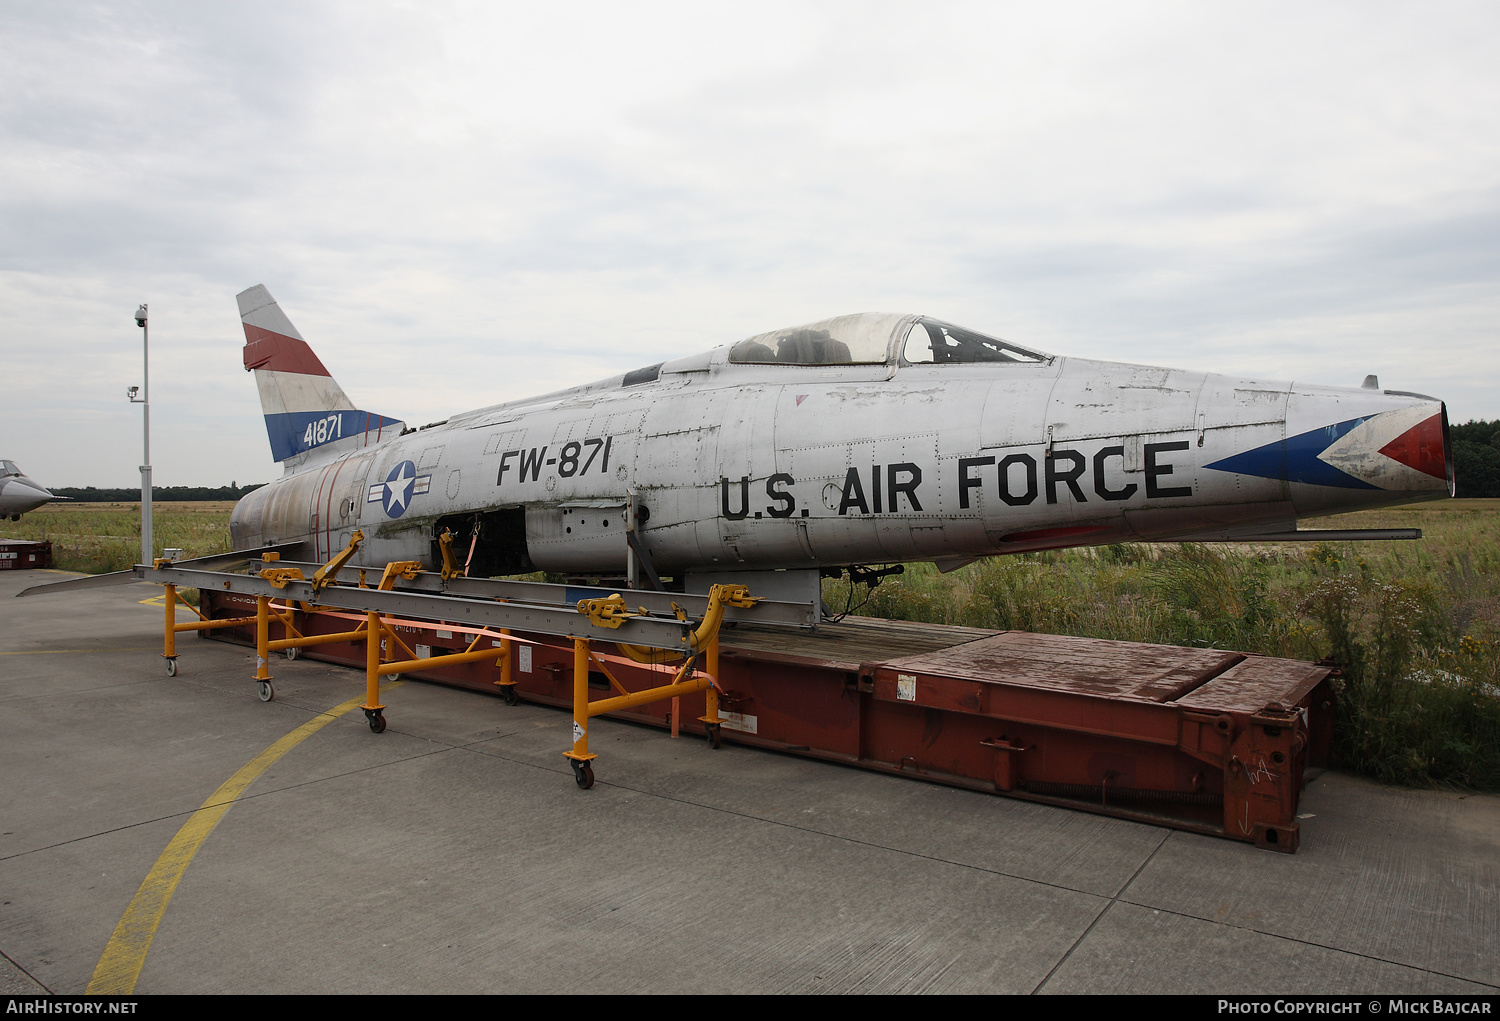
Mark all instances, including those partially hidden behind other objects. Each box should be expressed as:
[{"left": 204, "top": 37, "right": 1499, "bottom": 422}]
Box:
[{"left": 131, "top": 304, "right": 152, "bottom": 566}]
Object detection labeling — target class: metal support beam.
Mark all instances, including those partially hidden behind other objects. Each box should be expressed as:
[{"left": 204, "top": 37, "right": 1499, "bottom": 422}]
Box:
[
  {"left": 210, "top": 559, "right": 816, "bottom": 628},
  {"left": 134, "top": 564, "right": 704, "bottom": 650}
]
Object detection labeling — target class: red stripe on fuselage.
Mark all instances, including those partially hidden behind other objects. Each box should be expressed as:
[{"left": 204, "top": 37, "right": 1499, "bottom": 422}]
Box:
[
  {"left": 1378, "top": 413, "right": 1447, "bottom": 480},
  {"left": 242, "top": 324, "right": 333, "bottom": 376}
]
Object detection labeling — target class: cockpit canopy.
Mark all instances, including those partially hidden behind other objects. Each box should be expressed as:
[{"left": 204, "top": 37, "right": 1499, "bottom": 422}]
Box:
[
  {"left": 726, "top": 313, "right": 1050, "bottom": 367},
  {"left": 1, "top": 460, "right": 21, "bottom": 477}
]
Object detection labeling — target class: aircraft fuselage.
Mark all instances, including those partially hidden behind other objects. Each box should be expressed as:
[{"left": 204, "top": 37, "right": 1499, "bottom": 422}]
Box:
[{"left": 228, "top": 310, "right": 1452, "bottom": 586}]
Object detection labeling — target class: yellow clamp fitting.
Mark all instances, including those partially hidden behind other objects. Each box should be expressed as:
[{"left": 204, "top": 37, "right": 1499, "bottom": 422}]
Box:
[
  {"left": 577, "top": 593, "right": 646, "bottom": 629},
  {"left": 152, "top": 557, "right": 172, "bottom": 569},
  {"left": 437, "top": 529, "right": 461, "bottom": 581},
  {"left": 683, "top": 583, "right": 761, "bottom": 654},
  {"left": 377, "top": 561, "right": 423, "bottom": 591},
  {"left": 259, "top": 567, "right": 306, "bottom": 590},
  {"left": 715, "top": 584, "right": 760, "bottom": 609},
  {"left": 310, "top": 528, "right": 364, "bottom": 594}
]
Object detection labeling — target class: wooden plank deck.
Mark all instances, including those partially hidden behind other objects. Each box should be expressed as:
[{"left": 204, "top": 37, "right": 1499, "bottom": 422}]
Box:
[{"left": 719, "top": 615, "right": 1000, "bottom": 669}]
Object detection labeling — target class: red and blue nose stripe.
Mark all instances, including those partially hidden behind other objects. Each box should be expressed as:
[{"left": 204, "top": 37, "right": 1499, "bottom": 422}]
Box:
[{"left": 1207, "top": 409, "right": 1449, "bottom": 491}]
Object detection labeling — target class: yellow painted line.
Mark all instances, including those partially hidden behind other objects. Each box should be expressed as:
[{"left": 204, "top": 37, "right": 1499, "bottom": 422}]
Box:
[
  {"left": 87, "top": 682, "right": 404, "bottom": 994},
  {"left": 139, "top": 594, "right": 194, "bottom": 608},
  {"left": 139, "top": 593, "right": 201, "bottom": 615}
]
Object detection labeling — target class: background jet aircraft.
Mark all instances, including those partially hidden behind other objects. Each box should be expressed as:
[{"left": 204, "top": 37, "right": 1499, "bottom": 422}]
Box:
[
  {"left": 229, "top": 285, "right": 1453, "bottom": 613},
  {"left": 0, "top": 461, "right": 60, "bottom": 520}
]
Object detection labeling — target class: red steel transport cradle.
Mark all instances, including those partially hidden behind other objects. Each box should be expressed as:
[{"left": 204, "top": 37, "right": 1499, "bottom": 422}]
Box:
[
  {"left": 199, "top": 584, "right": 1332, "bottom": 852},
  {"left": 0, "top": 539, "right": 52, "bottom": 570}
]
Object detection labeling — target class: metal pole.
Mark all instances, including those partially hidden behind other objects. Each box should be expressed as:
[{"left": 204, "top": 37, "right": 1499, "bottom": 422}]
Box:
[{"left": 134, "top": 304, "right": 152, "bottom": 566}]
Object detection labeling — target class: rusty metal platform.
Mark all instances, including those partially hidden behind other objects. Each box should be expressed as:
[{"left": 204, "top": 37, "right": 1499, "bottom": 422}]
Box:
[
  {"left": 0, "top": 539, "right": 52, "bottom": 570},
  {"left": 198, "top": 590, "right": 1333, "bottom": 851}
]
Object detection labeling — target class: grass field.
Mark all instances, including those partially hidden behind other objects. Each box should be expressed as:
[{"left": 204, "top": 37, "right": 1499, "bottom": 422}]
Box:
[
  {"left": 7, "top": 498, "right": 1497, "bottom": 790},
  {"left": 1, "top": 501, "right": 237, "bottom": 574}
]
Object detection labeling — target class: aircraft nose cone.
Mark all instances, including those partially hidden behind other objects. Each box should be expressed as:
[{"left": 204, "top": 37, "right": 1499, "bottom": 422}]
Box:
[
  {"left": 3, "top": 481, "right": 53, "bottom": 512},
  {"left": 1377, "top": 411, "right": 1448, "bottom": 481},
  {"left": 1205, "top": 396, "right": 1454, "bottom": 511},
  {"left": 1317, "top": 402, "right": 1453, "bottom": 495}
]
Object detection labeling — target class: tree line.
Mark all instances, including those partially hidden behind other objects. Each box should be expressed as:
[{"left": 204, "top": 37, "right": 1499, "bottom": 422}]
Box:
[
  {"left": 52, "top": 484, "right": 266, "bottom": 502},
  {"left": 1452, "top": 420, "right": 1500, "bottom": 498}
]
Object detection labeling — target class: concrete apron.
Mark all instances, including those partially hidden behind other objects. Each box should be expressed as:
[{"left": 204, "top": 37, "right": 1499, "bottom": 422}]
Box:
[{"left": 0, "top": 570, "right": 1496, "bottom": 994}]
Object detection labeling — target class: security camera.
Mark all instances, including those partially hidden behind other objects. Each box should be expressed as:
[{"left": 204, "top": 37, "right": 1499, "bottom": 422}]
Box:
[
  {"left": 128, "top": 386, "right": 139, "bottom": 399},
  {"left": 134, "top": 304, "right": 148, "bottom": 327}
]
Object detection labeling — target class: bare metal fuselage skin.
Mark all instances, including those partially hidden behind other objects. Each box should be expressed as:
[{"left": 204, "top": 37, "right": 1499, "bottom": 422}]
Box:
[{"left": 229, "top": 312, "right": 1453, "bottom": 580}]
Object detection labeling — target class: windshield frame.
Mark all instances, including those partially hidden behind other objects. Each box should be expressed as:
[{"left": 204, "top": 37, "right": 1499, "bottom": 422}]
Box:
[{"left": 899, "top": 318, "right": 1052, "bottom": 367}]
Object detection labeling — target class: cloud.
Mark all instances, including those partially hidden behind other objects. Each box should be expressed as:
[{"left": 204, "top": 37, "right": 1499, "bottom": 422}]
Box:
[{"left": 2, "top": 1, "right": 1498, "bottom": 486}]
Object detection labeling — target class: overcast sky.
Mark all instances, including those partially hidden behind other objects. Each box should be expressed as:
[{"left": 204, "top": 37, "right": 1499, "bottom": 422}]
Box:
[{"left": 3, "top": 1, "right": 1497, "bottom": 487}]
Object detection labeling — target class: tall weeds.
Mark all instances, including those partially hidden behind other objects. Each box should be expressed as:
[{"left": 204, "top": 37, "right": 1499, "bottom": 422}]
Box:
[
  {"left": 1300, "top": 574, "right": 1499, "bottom": 789},
  {"left": 825, "top": 503, "right": 1500, "bottom": 791}
]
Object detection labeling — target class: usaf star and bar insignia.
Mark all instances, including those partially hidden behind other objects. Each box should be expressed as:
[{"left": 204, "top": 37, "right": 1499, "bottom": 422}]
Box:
[{"left": 368, "top": 460, "right": 432, "bottom": 519}]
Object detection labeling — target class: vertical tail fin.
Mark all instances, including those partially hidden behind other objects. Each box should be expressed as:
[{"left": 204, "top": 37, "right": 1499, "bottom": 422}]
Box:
[{"left": 237, "top": 285, "right": 404, "bottom": 464}]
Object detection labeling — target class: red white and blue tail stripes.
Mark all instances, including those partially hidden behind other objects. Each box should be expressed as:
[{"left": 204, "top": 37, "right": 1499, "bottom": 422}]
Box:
[{"left": 237, "top": 285, "right": 403, "bottom": 463}]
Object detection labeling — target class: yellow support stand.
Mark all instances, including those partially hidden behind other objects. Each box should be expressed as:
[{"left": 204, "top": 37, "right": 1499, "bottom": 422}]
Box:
[
  {"left": 163, "top": 583, "right": 178, "bottom": 675},
  {"left": 494, "top": 629, "right": 517, "bottom": 705},
  {"left": 560, "top": 588, "right": 748, "bottom": 787},
  {"left": 363, "top": 611, "right": 386, "bottom": 733},
  {"left": 565, "top": 638, "right": 596, "bottom": 788},
  {"left": 156, "top": 568, "right": 263, "bottom": 679},
  {"left": 699, "top": 631, "right": 722, "bottom": 748},
  {"left": 155, "top": 551, "right": 347, "bottom": 698},
  {"left": 254, "top": 595, "right": 274, "bottom": 702},
  {"left": 358, "top": 607, "right": 507, "bottom": 734},
  {"left": 152, "top": 552, "right": 750, "bottom": 775}
]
